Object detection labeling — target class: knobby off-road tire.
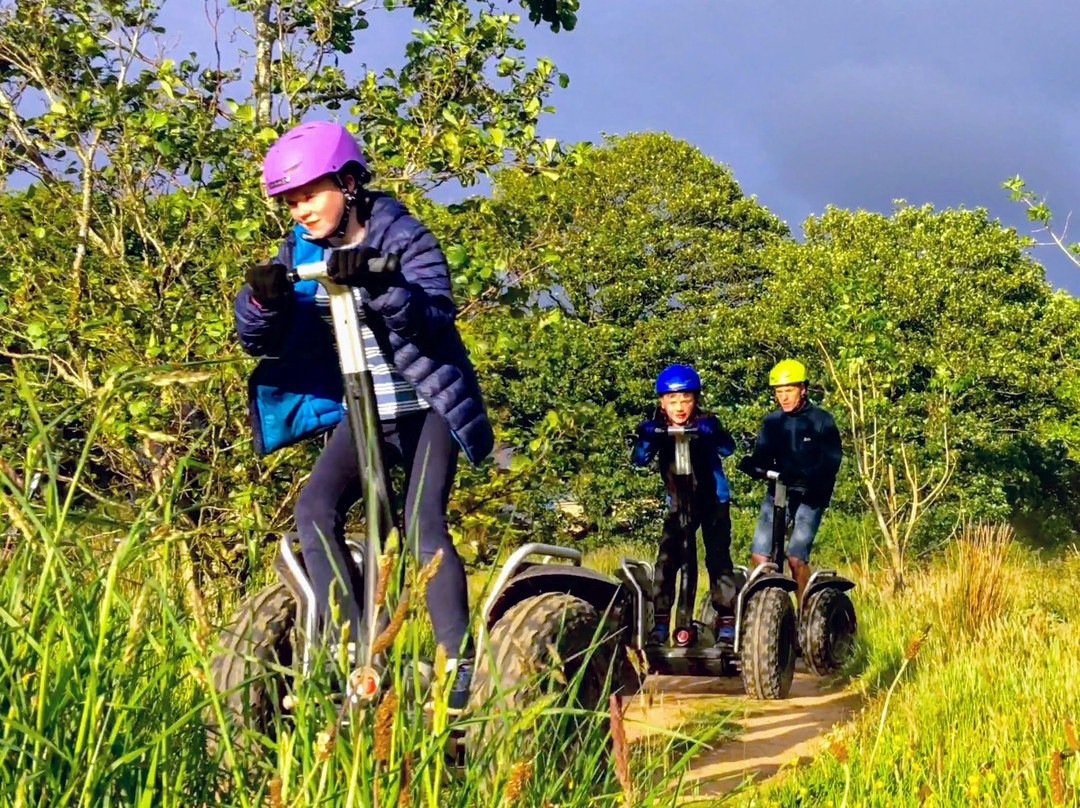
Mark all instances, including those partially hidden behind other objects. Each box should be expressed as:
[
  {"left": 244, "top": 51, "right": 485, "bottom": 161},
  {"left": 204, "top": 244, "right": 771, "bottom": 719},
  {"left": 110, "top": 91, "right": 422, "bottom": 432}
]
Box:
[
  {"left": 468, "top": 593, "right": 634, "bottom": 756},
  {"left": 740, "top": 586, "right": 797, "bottom": 700},
  {"left": 205, "top": 582, "right": 296, "bottom": 755},
  {"left": 801, "top": 587, "right": 857, "bottom": 676}
]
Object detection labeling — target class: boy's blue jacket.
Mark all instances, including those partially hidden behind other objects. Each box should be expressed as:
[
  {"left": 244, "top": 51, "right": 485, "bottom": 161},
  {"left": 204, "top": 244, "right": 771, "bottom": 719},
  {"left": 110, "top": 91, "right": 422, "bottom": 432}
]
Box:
[
  {"left": 233, "top": 193, "right": 494, "bottom": 464},
  {"left": 631, "top": 412, "right": 735, "bottom": 503}
]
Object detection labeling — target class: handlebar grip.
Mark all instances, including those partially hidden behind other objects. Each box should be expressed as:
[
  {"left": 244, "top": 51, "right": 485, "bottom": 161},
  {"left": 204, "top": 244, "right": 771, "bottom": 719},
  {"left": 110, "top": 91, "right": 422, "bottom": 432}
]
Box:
[{"left": 293, "top": 262, "right": 328, "bottom": 282}]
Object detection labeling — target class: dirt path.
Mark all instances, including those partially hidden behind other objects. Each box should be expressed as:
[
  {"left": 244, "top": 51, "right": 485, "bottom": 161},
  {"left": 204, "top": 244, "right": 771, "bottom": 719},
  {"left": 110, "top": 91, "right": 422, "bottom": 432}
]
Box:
[{"left": 624, "top": 667, "right": 862, "bottom": 798}]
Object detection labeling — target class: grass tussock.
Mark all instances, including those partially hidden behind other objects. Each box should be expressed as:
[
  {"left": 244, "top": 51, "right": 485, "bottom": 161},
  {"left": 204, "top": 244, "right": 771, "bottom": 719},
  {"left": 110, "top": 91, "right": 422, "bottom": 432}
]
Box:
[
  {"left": 742, "top": 524, "right": 1080, "bottom": 808},
  {"left": 0, "top": 388, "right": 713, "bottom": 808}
]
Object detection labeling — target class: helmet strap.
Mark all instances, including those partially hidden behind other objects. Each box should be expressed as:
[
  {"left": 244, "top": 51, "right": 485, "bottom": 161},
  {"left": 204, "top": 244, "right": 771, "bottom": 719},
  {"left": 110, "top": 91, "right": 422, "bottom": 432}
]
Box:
[{"left": 331, "top": 173, "right": 357, "bottom": 240}]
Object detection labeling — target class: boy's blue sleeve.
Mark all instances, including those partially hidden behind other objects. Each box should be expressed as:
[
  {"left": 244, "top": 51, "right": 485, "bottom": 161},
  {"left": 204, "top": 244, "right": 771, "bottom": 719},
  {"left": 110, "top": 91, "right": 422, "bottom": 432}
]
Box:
[
  {"left": 631, "top": 436, "right": 657, "bottom": 466},
  {"left": 715, "top": 424, "right": 735, "bottom": 458}
]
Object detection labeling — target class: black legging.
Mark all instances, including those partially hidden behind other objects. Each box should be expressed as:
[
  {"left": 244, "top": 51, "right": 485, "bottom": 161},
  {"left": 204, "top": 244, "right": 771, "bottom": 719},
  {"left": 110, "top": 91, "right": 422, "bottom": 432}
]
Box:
[
  {"left": 653, "top": 500, "right": 733, "bottom": 627},
  {"left": 293, "top": 410, "right": 471, "bottom": 657}
]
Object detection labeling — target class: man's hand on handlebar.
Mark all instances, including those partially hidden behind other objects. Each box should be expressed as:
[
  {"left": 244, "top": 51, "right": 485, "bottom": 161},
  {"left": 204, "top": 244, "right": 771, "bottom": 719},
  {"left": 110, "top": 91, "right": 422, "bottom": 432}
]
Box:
[{"left": 737, "top": 455, "right": 777, "bottom": 481}]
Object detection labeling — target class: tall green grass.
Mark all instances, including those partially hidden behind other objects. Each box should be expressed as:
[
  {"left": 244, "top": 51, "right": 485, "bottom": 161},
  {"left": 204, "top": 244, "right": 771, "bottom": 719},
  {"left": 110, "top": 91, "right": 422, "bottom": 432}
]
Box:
[
  {"left": 0, "top": 381, "right": 710, "bottom": 807},
  {"left": 741, "top": 524, "right": 1080, "bottom": 807}
]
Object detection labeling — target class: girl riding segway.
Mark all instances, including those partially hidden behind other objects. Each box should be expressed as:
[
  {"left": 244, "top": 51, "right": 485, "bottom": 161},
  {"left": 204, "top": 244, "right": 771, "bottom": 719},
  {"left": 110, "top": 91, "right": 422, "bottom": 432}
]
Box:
[{"left": 233, "top": 120, "right": 493, "bottom": 710}]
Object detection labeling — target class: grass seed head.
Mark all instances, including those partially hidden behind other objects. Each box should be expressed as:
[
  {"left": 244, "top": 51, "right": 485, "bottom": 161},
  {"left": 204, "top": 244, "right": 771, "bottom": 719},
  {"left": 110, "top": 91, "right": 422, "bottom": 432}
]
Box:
[
  {"left": 315, "top": 725, "right": 336, "bottom": 761},
  {"left": 374, "top": 688, "right": 398, "bottom": 763},
  {"left": 504, "top": 759, "right": 533, "bottom": 804},
  {"left": 1066, "top": 718, "right": 1079, "bottom": 752},
  {"left": 905, "top": 624, "right": 931, "bottom": 660},
  {"left": 1050, "top": 749, "right": 1065, "bottom": 806}
]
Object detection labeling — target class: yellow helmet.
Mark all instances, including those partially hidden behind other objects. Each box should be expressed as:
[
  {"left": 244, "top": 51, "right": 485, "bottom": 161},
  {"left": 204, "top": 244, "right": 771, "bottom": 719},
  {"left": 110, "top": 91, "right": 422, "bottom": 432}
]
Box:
[{"left": 768, "top": 359, "right": 807, "bottom": 387}]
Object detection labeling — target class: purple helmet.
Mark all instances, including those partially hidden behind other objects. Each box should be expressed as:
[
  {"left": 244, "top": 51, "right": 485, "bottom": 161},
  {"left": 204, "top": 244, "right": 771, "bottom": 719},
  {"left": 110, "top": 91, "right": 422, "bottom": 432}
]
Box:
[{"left": 262, "top": 121, "right": 370, "bottom": 197}]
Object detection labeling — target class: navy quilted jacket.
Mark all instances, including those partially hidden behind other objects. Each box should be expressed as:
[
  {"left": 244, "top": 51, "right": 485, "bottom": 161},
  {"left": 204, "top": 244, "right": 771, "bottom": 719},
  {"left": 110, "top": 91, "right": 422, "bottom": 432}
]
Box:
[{"left": 234, "top": 193, "right": 494, "bottom": 465}]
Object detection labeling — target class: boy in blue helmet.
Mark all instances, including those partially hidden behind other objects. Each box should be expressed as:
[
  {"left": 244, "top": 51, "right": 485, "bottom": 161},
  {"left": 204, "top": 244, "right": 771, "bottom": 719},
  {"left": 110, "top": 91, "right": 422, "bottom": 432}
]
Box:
[{"left": 632, "top": 364, "right": 736, "bottom": 647}]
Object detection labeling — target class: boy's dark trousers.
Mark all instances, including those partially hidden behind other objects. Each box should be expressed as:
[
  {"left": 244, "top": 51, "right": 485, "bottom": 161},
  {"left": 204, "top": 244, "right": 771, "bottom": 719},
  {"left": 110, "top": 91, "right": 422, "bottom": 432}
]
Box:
[{"left": 653, "top": 499, "right": 733, "bottom": 629}]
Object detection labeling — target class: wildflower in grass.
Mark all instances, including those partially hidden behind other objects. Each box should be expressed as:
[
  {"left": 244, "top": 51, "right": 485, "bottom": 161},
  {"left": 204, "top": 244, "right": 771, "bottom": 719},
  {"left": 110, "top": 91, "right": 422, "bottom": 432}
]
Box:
[
  {"left": 315, "top": 725, "right": 336, "bottom": 761},
  {"left": 374, "top": 689, "right": 398, "bottom": 763}
]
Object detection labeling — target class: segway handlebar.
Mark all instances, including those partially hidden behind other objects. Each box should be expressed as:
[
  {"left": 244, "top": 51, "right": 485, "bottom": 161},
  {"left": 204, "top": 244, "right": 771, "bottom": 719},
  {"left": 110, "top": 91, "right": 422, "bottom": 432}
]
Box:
[
  {"left": 292, "top": 254, "right": 400, "bottom": 284},
  {"left": 641, "top": 423, "right": 699, "bottom": 437}
]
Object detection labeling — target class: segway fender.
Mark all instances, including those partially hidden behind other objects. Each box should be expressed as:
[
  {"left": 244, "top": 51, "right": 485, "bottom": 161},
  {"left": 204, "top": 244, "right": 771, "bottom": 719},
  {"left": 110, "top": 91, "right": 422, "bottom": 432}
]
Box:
[
  {"left": 801, "top": 572, "right": 855, "bottom": 612},
  {"left": 483, "top": 564, "right": 626, "bottom": 630},
  {"left": 734, "top": 574, "right": 796, "bottom": 655}
]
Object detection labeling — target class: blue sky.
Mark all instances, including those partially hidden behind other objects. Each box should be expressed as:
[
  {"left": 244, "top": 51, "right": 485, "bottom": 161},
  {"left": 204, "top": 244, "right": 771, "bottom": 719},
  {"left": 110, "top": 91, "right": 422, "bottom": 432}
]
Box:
[{"left": 160, "top": 0, "right": 1080, "bottom": 291}]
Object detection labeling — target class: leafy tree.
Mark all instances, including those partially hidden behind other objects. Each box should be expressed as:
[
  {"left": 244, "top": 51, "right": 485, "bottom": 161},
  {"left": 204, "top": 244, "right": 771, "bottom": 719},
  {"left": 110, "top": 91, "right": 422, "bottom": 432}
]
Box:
[
  {"left": 744, "top": 204, "right": 1080, "bottom": 551},
  {"left": 439, "top": 133, "right": 789, "bottom": 547},
  {"left": 0, "top": 0, "right": 582, "bottom": 591}
]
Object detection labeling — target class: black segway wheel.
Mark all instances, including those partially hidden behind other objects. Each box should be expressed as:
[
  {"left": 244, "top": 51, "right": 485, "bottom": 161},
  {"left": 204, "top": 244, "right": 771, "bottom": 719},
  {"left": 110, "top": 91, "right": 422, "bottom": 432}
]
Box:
[
  {"left": 205, "top": 582, "right": 296, "bottom": 755},
  {"left": 801, "top": 587, "right": 857, "bottom": 676},
  {"left": 468, "top": 593, "right": 636, "bottom": 757},
  {"left": 740, "top": 586, "right": 797, "bottom": 699}
]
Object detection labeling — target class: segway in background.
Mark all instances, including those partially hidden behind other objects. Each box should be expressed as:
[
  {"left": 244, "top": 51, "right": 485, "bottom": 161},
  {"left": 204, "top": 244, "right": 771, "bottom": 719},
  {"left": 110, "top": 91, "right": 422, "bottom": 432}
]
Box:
[
  {"left": 739, "top": 461, "right": 857, "bottom": 677},
  {"left": 613, "top": 423, "right": 799, "bottom": 699}
]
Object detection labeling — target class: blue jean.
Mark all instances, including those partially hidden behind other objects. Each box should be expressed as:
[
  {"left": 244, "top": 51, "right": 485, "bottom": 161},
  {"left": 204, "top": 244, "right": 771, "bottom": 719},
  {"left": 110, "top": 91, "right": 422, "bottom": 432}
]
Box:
[{"left": 750, "top": 491, "right": 825, "bottom": 563}]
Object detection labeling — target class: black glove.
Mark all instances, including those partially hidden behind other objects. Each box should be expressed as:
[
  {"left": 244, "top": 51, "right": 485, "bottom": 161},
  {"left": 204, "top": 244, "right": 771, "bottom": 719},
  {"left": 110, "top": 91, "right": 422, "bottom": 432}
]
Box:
[
  {"left": 245, "top": 260, "right": 292, "bottom": 309},
  {"left": 738, "top": 455, "right": 768, "bottom": 479},
  {"left": 327, "top": 247, "right": 402, "bottom": 294}
]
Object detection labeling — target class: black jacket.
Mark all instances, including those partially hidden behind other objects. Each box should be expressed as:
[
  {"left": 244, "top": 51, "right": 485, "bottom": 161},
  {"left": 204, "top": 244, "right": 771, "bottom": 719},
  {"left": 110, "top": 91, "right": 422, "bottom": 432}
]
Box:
[{"left": 747, "top": 403, "right": 842, "bottom": 505}]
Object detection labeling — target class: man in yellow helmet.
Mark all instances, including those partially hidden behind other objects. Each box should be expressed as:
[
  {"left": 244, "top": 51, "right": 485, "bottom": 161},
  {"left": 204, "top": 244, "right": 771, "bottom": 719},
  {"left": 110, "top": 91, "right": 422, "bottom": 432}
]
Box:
[{"left": 739, "top": 359, "right": 842, "bottom": 601}]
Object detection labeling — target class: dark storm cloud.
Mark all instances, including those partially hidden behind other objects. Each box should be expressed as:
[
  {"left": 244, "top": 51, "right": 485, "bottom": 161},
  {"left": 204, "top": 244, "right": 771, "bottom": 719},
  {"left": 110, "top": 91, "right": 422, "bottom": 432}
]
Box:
[
  {"left": 156, "top": 1, "right": 1080, "bottom": 288},
  {"left": 749, "top": 59, "right": 1080, "bottom": 214},
  {"left": 525, "top": 0, "right": 1080, "bottom": 289}
]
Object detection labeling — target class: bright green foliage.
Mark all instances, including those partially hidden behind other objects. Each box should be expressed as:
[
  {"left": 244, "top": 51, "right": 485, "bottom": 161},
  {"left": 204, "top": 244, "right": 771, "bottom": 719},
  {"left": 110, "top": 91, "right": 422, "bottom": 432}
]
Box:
[
  {"left": 747, "top": 543, "right": 1080, "bottom": 807},
  {"left": 0, "top": 0, "right": 580, "bottom": 575},
  {"left": 748, "top": 205, "right": 1080, "bottom": 541},
  {"left": 448, "top": 164, "right": 1080, "bottom": 551},
  {"left": 440, "top": 133, "right": 789, "bottom": 547}
]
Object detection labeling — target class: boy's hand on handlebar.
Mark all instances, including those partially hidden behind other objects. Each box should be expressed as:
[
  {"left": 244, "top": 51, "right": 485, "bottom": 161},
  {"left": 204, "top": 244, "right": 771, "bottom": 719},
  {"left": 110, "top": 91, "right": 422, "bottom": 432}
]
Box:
[
  {"left": 327, "top": 247, "right": 401, "bottom": 294},
  {"left": 694, "top": 415, "right": 721, "bottom": 438},
  {"left": 246, "top": 259, "right": 292, "bottom": 309},
  {"left": 636, "top": 418, "right": 665, "bottom": 438},
  {"left": 737, "top": 455, "right": 772, "bottom": 480}
]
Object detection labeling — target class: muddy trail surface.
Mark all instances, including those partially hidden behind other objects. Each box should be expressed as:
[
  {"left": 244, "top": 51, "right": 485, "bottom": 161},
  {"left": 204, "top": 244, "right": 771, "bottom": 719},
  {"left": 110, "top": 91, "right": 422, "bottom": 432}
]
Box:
[{"left": 623, "top": 667, "right": 861, "bottom": 800}]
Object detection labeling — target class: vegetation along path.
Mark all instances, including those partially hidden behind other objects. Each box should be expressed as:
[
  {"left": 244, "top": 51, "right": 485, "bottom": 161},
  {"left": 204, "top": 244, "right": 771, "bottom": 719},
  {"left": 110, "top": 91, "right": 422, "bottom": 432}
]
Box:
[{"left": 625, "top": 669, "right": 861, "bottom": 798}]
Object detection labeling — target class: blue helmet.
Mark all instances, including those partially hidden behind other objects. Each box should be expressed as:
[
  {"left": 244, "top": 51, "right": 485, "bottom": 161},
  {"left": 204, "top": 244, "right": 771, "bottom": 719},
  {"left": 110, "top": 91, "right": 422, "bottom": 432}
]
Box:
[{"left": 655, "top": 364, "right": 701, "bottom": 394}]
